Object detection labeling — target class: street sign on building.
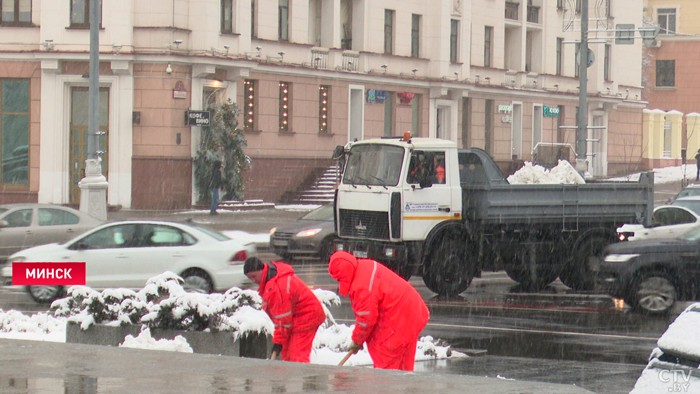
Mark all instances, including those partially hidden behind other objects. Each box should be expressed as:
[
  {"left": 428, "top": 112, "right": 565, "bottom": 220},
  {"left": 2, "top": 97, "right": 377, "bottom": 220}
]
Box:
[
  {"left": 184, "top": 110, "right": 211, "bottom": 126},
  {"left": 543, "top": 105, "right": 560, "bottom": 117}
]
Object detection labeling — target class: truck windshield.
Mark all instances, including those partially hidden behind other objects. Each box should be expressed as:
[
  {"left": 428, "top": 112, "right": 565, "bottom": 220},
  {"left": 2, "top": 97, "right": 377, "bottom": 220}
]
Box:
[{"left": 343, "top": 144, "right": 404, "bottom": 187}]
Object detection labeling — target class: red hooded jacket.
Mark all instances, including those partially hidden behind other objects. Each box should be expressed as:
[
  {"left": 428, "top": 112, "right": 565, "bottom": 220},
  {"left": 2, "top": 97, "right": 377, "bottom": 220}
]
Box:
[
  {"left": 258, "top": 262, "right": 326, "bottom": 346},
  {"left": 328, "top": 252, "right": 430, "bottom": 351}
]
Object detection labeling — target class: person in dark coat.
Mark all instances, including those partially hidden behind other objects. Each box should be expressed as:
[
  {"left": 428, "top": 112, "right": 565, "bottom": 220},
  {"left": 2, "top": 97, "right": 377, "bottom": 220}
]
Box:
[
  {"left": 695, "top": 149, "right": 700, "bottom": 181},
  {"left": 244, "top": 257, "right": 326, "bottom": 363},
  {"left": 209, "top": 160, "right": 223, "bottom": 215},
  {"left": 328, "top": 251, "right": 430, "bottom": 371}
]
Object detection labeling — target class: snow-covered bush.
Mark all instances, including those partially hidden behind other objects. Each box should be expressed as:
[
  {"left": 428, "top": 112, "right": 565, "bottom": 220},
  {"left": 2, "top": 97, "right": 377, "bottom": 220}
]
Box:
[{"left": 50, "top": 272, "right": 272, "bottom": 337}]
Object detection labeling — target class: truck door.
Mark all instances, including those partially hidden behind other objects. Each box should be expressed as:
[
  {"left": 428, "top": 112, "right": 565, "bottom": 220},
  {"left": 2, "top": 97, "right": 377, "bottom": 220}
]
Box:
[{"left": 403, "top": 150, "right": 454, "bottom": 241}]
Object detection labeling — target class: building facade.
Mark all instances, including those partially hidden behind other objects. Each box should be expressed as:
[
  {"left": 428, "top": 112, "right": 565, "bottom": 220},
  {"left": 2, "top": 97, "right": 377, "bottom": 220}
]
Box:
[
  {"left": 643, "top": 0, "right": 700, "bottom": 169},
  {"left": 0, "top": 0, "right": 646, "bottom": 209}
]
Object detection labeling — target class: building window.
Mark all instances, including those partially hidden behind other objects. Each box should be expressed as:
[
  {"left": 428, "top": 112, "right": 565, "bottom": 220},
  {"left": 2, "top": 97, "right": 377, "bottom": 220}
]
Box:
[
  {"left": 575, "top": 0, "right": 581, "bottom": 13},
  {"left": 384, "top": 9, "right": 394, "bottom": 54},
  {"left": 604, "top": 44, "right": 611, "bottom": 81},
  {"left": 70, "top": 0, "right": 101, "bottom": 28},
  {"left": 461, "top": 98, "right": 470, "bottom": 148},
  {"left": 412, "top": 94, "right": 422, "bottom": 137},
  {"left": 1, "top": 0, "right": 31, "bottom": 25},
  {"left": 278, "top": 0, "right": 289, "bottom": 41},
  {"left": 484, "top": 99, "right": 493, "bottom": 155},
  {"left": 556, "top": 0, "right": 563, "bottom": 10},
  {"left": 484, "top": 26, "right": 493, "bottom": 67},
  {"left": 656, "top": 60, "right": 675, "bottom": 87},
  {"left": 251, "top": 0, "right": 256, "bottom": 37},
  {"left": 657, "top": 8, "right": 676, "bottom": 34},
  {"left": 221, "top": 0, "right": 234, "bottom": 34},
  {"left": 450, "top": 19, "right": 459, "bottom": 63},
  {"left": 243, "top": 80, "right": 256, "bottom": 131},
  {"left": 384, "top": 92, "right": 394, "bottom": 137},
  {"left": 319, "top": 85, "right": 329, "bottom": 134},
  {"left": 279, "top": 82, "right": 291, "bottom": 132},
  {"left": 574, "top": 42, "right": 580, "bottom": 78},
  {"left": 0, "top": 79, "right": 30, "bottom": 185},
  {"left": 556, "top": 38, "right": 563, "bottom": 75},
  {"left": 606, "top": 0, "right": 612, "bottom": 17},
  {"left": 411, "top": 14, "right": 420, "bottom": 58}
]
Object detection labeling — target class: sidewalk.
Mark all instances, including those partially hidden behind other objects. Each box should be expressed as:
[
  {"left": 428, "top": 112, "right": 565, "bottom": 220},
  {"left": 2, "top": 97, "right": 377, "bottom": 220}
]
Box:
[{"left": 0, "top": 338, "right": 595, "bottom": 394}]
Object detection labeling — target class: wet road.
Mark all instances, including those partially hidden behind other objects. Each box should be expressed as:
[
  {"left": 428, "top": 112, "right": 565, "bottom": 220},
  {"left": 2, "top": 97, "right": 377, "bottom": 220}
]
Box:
[{"left": 0, "top": 255, "right": 681, "bottom": 394}]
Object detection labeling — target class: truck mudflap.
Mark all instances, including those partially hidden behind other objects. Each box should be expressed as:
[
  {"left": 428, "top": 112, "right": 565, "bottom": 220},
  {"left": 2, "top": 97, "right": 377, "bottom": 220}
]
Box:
[{"left": 333, "top": 239, "right": 417, "bottom": 279}]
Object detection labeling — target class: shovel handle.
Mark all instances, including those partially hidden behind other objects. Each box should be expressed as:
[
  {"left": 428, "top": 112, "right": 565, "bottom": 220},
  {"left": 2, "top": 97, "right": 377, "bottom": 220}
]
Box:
[{"left": 338, "top": 351, "right": 353, "bottom": 366}]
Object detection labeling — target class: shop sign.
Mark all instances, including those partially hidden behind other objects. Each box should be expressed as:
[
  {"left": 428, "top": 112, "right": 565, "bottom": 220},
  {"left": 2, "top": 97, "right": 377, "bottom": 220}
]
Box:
[{"left": 184, "top": 110, "right": 211, "bottom": 126}]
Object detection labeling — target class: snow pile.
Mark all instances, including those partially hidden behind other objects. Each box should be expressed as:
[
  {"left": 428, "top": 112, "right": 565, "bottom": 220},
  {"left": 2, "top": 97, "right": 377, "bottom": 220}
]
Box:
[
  {"left": 656, "top": 303, "right": 700, "bottom": 359},
  {"left": 0, "top": 309, "right": 66, "bottom": 342},
  {"left": 120, "top": 327, "right": 193, "bottom": 353},
  {"left": 507, "top": 160, "right": 585, "bottom": 184}
]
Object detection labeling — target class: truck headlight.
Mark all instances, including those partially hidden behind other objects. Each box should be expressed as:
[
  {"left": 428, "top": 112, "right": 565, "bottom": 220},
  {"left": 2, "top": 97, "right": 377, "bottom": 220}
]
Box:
[
  {"left": 296, "top": 228, "right": 322, "bottom": 237},
  {"left": 604, "top": 254, "right": 640, "bottom": 263}
]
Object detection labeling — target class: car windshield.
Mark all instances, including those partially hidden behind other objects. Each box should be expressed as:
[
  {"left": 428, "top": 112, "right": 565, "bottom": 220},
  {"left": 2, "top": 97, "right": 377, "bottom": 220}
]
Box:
[
  {"left": 301, "top": 204, "right": 334, "bottom": 221},
  {"left": 670, "top": 199, "right": 700, "bottom": 215},
  {"left": 343, "top": 144, "right": 404, "bottom": 187},
  {"left": 189, "top": 224, "right": 230, "bottom": 241},
  {"left": 676, "top": 188, "right": 700, "bottom": 199}
]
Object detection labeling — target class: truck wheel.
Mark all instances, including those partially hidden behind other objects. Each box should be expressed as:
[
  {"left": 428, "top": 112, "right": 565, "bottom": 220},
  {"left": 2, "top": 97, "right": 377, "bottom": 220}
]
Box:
[
  {"left": 422, "top": 227, "right": 474, "bottom": 296},
  {"left": 504, "top": 265, "right": 559, "bottom": 289},
  {"left": 559, "top": 234, "right": 610, "bottom": 291}
]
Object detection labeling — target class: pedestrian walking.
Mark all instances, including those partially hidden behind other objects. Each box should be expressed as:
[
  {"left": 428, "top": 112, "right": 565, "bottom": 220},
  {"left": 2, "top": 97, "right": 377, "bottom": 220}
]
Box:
[
  {"left": 695, "top": 149, "right": 700, "bottom": 181},
  {"left": 328, "top": 251, "right": 430, "bottom": 371},
  {"left": 209, "top": 160, "right": 223, "bottom": 215},
  {"left": 244, "top": 257, "right": 326, "bottom": 363}
]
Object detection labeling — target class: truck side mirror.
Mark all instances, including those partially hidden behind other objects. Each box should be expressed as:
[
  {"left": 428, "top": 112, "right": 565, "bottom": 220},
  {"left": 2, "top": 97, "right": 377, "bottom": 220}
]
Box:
[{"left": 419, "top": 178, "right": 433, "bottom": 189}]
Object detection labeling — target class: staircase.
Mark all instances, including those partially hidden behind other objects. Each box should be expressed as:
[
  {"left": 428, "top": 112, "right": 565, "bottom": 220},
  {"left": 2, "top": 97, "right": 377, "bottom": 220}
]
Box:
[{"left": 293, "top": 164, "right": 341, "bottom": 204}]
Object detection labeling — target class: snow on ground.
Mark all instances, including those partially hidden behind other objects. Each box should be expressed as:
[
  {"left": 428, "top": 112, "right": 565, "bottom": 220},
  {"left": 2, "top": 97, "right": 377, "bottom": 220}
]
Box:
[
  {"left": 608, "top": 163, "right": 697, "bottom": 184},
  {"left": 0, "top": 288, "right": 464, "bottom": 368}
]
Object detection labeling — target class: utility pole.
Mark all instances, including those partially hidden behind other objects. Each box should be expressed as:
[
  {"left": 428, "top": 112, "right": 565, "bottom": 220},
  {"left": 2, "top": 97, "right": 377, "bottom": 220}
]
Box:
[
  {"left": 78, "top": 0, "right": 108, "bottom": 220},
  {"left": 576, "top": 0, "right": 589, "bottom": 176}
]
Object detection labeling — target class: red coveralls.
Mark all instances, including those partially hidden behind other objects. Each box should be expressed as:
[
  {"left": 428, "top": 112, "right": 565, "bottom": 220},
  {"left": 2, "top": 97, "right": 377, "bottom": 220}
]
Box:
[
  {"left": 328, "top": 251, "right": 430, "bottom": 371},
  {"left": 259, "top": 262, "right": 326, "bottom": 363}
]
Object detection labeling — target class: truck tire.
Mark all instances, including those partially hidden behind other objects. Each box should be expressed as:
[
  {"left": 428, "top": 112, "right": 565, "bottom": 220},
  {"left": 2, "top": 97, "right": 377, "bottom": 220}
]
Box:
[
  {"left": 422, "top": 227, "right": 474, "bottom": 296},
  {"left": 504, "top": 265, "right": 559, "bottom": 289},
  {"left": 559, "top": 234, "right": 611, "bottom": 291}
]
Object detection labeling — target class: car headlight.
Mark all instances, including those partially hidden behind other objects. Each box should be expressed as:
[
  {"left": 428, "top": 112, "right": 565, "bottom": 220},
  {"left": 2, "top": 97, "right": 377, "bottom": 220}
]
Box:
[
  {"left": 295, "top": 228, "right": 322, "bottom": 237},
  {"left": 604, "top": 254, "right": 640, "bottom": 263}
]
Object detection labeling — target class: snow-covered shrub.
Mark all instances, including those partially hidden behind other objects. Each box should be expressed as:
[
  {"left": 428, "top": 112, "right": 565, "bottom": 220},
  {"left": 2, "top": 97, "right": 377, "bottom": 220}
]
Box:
[{"left": 49, "top": 272, "right": 272, "bottom": 337}]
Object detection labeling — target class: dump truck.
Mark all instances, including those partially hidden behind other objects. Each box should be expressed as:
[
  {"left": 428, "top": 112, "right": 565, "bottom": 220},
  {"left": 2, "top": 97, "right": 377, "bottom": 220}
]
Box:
[{"left": 333, "top": 135, "right": 654, "bottom": 296}]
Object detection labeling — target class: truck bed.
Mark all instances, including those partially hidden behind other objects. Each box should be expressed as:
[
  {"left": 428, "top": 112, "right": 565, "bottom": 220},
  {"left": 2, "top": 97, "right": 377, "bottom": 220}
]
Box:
[{"left": 458, "top": 148, "right": 654, "bottom": 227}]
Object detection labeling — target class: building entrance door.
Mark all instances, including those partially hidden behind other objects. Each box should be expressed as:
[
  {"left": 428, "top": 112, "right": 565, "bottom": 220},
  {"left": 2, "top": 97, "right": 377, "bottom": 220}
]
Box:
[{"left": 69, "top": 87, "right": 109, "bottom": 204}]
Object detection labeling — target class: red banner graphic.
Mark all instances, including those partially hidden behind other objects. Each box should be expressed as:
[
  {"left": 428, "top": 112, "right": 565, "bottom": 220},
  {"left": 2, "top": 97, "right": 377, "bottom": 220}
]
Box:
[{"left": 12, "top": 263, "right": 86, "bottom": 286}]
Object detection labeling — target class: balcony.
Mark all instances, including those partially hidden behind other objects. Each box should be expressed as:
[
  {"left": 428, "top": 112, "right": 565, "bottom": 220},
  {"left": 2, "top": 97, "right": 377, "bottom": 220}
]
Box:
[
  {"left": 505, "top": 2, "right": 519, "bottom": 20},
  {"left": 527, "top": 6, "right": 539, "bottom": 23},
  {"left": 310, "top": 47, "right": 329, "bottom": 69},
  {"left": 341, "top": 51, "right": 360, "bottom": 72}
]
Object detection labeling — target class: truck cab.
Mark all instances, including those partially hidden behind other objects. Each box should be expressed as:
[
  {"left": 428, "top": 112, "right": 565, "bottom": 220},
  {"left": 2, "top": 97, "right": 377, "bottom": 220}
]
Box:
[{"left": 335, "top": 135, "right": 462, "bottom": 276}]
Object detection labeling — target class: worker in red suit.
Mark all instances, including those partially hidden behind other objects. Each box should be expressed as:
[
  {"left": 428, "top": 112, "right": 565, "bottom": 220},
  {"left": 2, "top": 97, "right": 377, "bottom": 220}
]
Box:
[
  {"left": 244, "top": 257, "right": 326, "bottom": 363},
  {"left": 328, "top": 251, "right": 430, "bottom": 371}
]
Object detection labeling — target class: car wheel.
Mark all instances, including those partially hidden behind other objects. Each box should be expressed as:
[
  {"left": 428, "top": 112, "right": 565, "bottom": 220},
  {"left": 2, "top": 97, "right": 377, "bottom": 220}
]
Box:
[
  {"left": 632, "top": 273, "right": 676, "bottom": 315},
  {"left": 180, "top": 269, "right": 214, "bottom": 294},
  {"left": 27, "top": 285, "right": 63, "bottom": 304}
]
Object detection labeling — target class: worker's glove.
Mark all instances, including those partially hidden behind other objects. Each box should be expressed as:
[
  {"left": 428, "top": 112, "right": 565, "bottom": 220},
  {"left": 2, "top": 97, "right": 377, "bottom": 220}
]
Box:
[
  {"left": 348, "top": 342, "right": 362, "bottom": 354},
  {"left": 270, "top": 343, "right": 283, "bottom": 360}
]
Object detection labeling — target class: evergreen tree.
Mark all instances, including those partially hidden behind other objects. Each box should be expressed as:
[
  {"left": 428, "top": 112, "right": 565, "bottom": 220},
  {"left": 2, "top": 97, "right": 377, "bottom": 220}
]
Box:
[{"left": 193, "top": 101, "right": 249, "bottom": 203}]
